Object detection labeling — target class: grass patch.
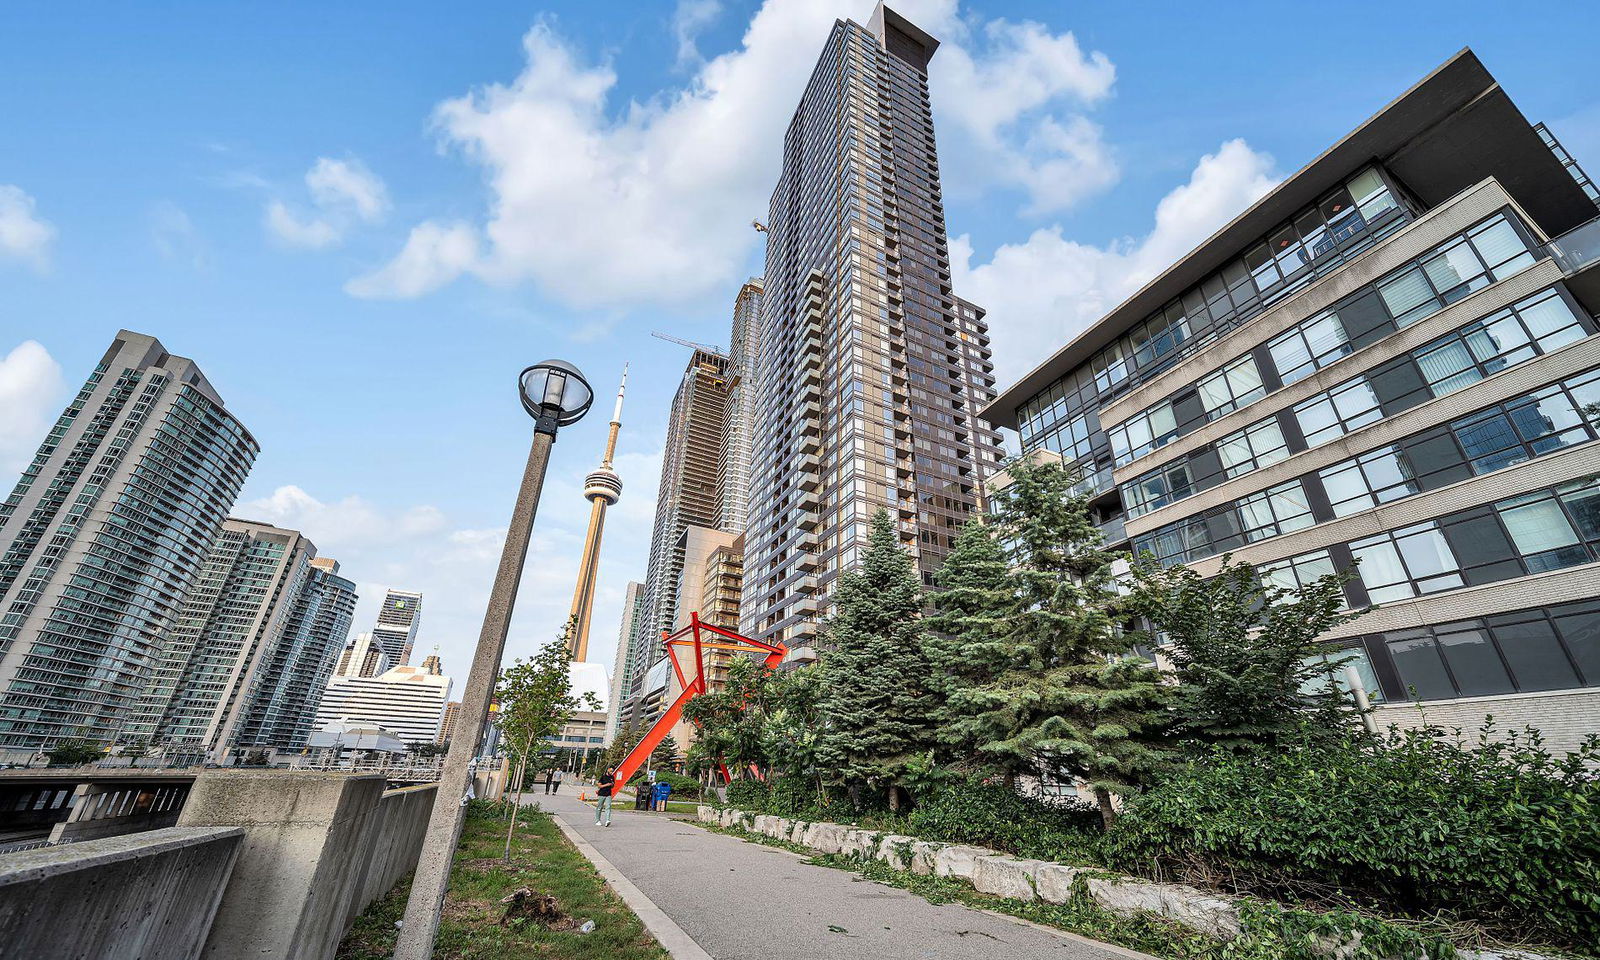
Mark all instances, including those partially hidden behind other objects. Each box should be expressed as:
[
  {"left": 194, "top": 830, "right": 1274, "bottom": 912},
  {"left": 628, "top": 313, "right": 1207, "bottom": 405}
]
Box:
[{"left": 337, "top": 800, "right": 667, "bottom": 960}]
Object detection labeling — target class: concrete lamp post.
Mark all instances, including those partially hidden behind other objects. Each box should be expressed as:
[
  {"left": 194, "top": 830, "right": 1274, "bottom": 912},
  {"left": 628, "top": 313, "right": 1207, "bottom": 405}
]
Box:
[{"left": 393, "top": 359, "right": 593, "bottom": 960}]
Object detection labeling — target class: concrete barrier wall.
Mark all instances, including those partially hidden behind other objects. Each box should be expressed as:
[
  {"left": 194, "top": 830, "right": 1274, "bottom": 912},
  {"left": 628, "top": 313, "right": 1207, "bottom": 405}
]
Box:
[
  {"left": 348, "top": 782, "right": 438, "bottom": 927},
  {"left": 178, "top": 771, "right": 439, "bottom": 960},
  {"left": 0, "top": 826, "right": 244, "bottom": 960}
]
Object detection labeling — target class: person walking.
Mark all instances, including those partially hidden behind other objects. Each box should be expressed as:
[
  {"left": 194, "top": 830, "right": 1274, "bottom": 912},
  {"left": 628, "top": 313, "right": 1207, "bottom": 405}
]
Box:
[
  {"left": 550, "top": 768, "right": 564, "bottom": 794},
  {"left": 595, "top": 768, "right": 616, "bottom": 827},
  {"left": 543, "top": 766, "right": 555, "bottom": 795}
]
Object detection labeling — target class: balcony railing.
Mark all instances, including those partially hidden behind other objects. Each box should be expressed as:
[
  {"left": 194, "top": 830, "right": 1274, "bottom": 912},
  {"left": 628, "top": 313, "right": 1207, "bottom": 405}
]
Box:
[{"left": 1549, "top": 216, "right": 1600, "bottom": 274}]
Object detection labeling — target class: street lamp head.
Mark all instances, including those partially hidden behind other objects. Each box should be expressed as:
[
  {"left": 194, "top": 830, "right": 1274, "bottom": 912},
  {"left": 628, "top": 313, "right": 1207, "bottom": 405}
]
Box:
[{"left": 519, "top": 360, "right": 594, "bottom": 435}]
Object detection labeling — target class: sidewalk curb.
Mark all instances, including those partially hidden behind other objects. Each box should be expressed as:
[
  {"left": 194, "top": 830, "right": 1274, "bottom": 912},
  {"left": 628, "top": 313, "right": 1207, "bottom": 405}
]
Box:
[{"left": 549, "top": 810, "right": 715, "bottom": 960}]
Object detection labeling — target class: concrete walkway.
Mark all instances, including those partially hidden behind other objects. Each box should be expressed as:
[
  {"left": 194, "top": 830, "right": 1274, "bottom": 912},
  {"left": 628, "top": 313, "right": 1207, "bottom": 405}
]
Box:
[{"left": 534, "top": 789, "right": 1145, "bottom": 960}]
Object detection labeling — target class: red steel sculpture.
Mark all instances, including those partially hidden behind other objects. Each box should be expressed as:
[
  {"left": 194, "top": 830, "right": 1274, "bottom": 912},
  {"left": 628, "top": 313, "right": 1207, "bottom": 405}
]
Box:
[{"left": 611, "top": 612, "right": 787, "bottom": 790}]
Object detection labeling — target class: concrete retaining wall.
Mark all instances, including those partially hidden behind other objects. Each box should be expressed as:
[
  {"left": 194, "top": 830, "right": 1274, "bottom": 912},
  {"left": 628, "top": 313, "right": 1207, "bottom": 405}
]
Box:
[
  {"left": 699, "top": 805, "right": 1554, "bottom": 960},
  {"left": 178, "top": 770, "right": 438, "bottom": 960},
  {"left": 0, "top": 826, "right": 244, "bottom": 960}
]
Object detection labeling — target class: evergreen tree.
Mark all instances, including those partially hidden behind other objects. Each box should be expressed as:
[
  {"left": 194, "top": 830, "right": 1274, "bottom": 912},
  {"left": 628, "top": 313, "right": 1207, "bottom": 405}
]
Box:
[
  {"left": 651, "top": 734, "right": 682, "bottom": 771},
  {"left": 1129, "top": 554, "right": 1368, "bottom": 752},
  {"left": 958, "top": 455, "right": 1172, "bottom": 828},
  {"left": 926, "top": 518, "right": 1014, "bottom": 767},
  {"left": 817, "top": 510, "right": 939, "bottom": 811}
]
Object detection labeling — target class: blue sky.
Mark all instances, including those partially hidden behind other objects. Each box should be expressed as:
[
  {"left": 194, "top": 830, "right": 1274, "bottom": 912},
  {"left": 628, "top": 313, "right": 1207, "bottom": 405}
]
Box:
[{"left": 2, "top": 1, "right": 1597, "bottom": 691}]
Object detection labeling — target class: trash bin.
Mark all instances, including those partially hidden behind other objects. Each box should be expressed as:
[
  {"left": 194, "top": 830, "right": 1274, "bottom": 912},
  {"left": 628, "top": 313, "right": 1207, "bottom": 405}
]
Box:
[{"left": 633, "top": 790, "right": 650, "bottom": 810}]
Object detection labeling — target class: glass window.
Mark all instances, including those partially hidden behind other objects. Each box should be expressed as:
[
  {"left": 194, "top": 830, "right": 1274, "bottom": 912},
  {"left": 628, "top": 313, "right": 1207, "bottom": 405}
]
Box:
[
  {"left": 1351, "top": 523, "right": 1461, "bottom": 601},
  {"left": 1386, "top": 634, "right": 1455, "bottom": 700},
  {"left": 1498, "top": 495, "right": 1580, "bottom": 558},
  {"left": 1513, "top": 289, "right": 1585, "bottom": 350},
  {"left": 1416, "top": 339, "right": 1479, "bottom": 393},
  {"left": 1377, "top": 267, "right": 1438, "bottom": 327},
  {"left": 1237, "top": 480, "right": 1314, "bottom": 542},
  {"left": 1216, "top": 419, "right": 1289, "bottom": 479},
  {"left": 1435, "top": 627, "right": 1514, "bottom": 697},
  {"left": 1453, "top": 409, "right": 1526, "bottom": 472},
  {"left": 1494, "top": 619, "right": 1580, "bottom": 692},
  {"left": 1348, "top": 168, "right": 1398, "bottom": 221},
  {"left": 1557, "top": 479, "right": 1600, "bottom": 540},
  {"left": 1320, "top": 446, "right": 1418, "bottom": 517},
  {"left": 1268, "top": 310, "right": 1352, "bottom": 385},
  {"left": 1421, "top": 239, "right": 1490, "bottom": 303},
  {"left": 1198, "top": 356, "right": 1265, "bottom": 419},
  {"left": 1468, "top": 217, "right": 1535, "bottom": 276}
]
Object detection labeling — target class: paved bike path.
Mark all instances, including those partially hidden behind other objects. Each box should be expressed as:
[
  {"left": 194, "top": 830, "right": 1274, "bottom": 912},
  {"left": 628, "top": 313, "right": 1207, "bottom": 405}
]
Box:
[{"left": 538, "top": 789, "right": 1143, "bottom": 960}]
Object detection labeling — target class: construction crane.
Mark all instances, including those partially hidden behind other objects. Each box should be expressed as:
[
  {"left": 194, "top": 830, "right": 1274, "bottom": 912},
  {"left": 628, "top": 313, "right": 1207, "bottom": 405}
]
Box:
[{"left": 651, "top": 331, "right": 724, "bottom": 355}]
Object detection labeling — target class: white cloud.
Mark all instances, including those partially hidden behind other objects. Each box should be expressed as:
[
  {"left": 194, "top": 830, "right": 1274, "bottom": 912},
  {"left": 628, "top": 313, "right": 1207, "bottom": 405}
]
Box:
[
  {"left": 954, "top": 138, "right": 1280, "bottom": 386},
  {"left": 0, "top": 340, "right": 65, "bottom": 477},
  {"left": 671, "top": 0, "right": 723, "bottom": 69},
  {"left": 151, "top": 201, "right": 208, "bottom": 269},
  {"left": 344, "top": 221, "right": 479, "bottom": 299},
  {"left": 352, "top": 0, "right": 1117, "bottom": 307},
  {"left": 0, "top": 185, "right": 56, "bottom": 272},
  {"left": 265, "top": 157, "right": 388, "bottom": 249},
  {"left": 932, "top": 17, "right": 1118, "bottom": 214},
  {"left": 306, "top": 157, "right": 388, "bottom": 220}
]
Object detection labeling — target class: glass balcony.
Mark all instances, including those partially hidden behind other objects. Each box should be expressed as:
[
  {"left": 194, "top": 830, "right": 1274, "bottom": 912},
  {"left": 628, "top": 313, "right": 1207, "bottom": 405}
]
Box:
[{"left": 1549, "top": 216, "right": 1600, "bottom": 275}]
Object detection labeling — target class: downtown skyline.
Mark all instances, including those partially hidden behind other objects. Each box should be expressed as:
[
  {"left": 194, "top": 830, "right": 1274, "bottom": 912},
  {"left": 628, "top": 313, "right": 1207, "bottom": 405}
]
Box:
[{"left": 3, "top": 1, "right": 1598, "bottom": 686}]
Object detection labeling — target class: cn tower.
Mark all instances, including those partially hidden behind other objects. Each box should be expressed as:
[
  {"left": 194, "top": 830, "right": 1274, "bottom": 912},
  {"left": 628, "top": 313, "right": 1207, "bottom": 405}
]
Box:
[{"left": 566, "top": 365, "right": 626, "bottom": 661}]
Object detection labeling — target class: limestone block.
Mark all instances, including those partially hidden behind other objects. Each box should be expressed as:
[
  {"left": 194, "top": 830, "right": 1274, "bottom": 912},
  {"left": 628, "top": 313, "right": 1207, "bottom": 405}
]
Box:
[
  {"left": 932, "top": 844, "right": 991, "bottom": 880},
  {"left": 788, "top": 821, "right": 810, "bottom": 844},
  {"left": 812, "top": 819, "right": 851, "bottom": 851},
  {"left": 1086, "top": 877, "right": 1241, "bottom": 940},
  {"left": 874, "top": 835, "right": 917, "bottom": 871},
  {"left": 1034, "top": 863, "right": 1082, "bottom": 904},
  {"left": 972, "top": 856, "right": 1043, "bottom": 901},
  {"left": 840, "top": 829, "right": 879, "bottom": 859},
  {"left": 696, "top": 806, "right": 715, "bottom": 823},
  {"left": 909, "top": 840, "right": 943, "bottom": 875}
]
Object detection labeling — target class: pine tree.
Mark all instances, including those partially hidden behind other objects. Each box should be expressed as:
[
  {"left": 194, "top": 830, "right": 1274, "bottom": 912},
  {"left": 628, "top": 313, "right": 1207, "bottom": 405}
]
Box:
[
  {"left": 651, "top": 734, "right": 682, "bottom": 771},
  {"left": 960, "top": 455, "right": 1173, "bottom": 829},
  {"left": 926, "top": 518, "right": 1014, "bottom": 767},
  {"left": 817, "top": 510, "right": 939, "bottom": 811},
  {"left": 1129, "top": 553, "right": 1368, "bottom": 752}
]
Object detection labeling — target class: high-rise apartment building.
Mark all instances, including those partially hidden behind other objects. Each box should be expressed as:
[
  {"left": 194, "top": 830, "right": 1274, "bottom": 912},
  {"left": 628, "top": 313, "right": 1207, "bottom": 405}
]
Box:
[
  {"left": 437, "top": 700, "right": 460, "bottom": 746},
  {"left": 0, "top": 331, "right": 258, "bottom": 747},
  {"left": 370, "top": 588, "right": 422, "bottom": 666},
  {"left": 125, "top": 519, "right": 356, "bottom": 763},
  {"left": 236, "top": 555, "right": 358, "bottom": 752},
  {"left": 606, "top": 580, "right": 645, "bottom": 743},
  {"left": 717, "top": 280, "right": 763, "bottom": 533},
  {"left": 984, "top": 50, "right": 1600, "bottom": 752},
  {"left": 633, "top": 349, "right": 729, "bottom": 673},
  {"left": 315, "top": 663, "right": 452, "bottom": 745},
  {"left": 335, "top": 632, "right": 389, "bottom": 678},
  {"left": 742, "top": 4, "right": 1004, "bottom": 658}
]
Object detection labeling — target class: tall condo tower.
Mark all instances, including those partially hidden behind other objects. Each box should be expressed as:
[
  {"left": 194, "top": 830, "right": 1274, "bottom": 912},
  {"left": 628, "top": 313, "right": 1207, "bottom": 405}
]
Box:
[
  {"left": 0, "top": 331, "right": 258, "bottom": 747},
  {"left": 634, "top": 349, "right": 729, "bottom": 682},
  {"left": 370, "top": 588, "right": 422, "bottom": 666},
  {"left": 567, "top": 367, "right": 628, "bottom": 661},
  {"left": 743, "top": 4, "right": 1004, "bottom": 657},
  {"left": 126, "top": 519, "right": 356, "bottom": 763}
]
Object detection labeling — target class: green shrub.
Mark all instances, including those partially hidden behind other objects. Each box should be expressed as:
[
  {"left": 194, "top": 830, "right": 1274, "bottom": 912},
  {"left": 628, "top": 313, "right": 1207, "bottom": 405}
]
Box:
[
  {"left": 724, "top": 778, "right": 769, "bottom": 810},
  {"left": 904, "top": 778, "right": 1101, "bottom": 864},
  {"left": 655, "top": 771, "right": 701, "bottom": 799},
  {"left": 1101, "top": 726, "right": 1600, "bottom": 954}
]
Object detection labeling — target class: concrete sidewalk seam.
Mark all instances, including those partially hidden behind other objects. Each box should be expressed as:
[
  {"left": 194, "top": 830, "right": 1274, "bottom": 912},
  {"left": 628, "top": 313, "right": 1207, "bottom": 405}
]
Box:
[{"left": 549, "top": 810, "right": 715, "bottom": 960}]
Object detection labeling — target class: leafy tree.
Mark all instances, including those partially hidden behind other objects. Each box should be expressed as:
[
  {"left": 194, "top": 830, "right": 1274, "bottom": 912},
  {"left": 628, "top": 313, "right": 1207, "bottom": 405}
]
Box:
[
  {"left": 1129, "top": 554, "right": 1368, "bottom": 752},
  {"left": 817, "top": 510, "right": 939, "bottom": 811},
  {"left": 45, "top": 738, "right": 104, "bottom": 766},
  {"left": 948, "top": 454, "right": 1172, "bottom": 828},
  {"left": 408, "top": 741, "right": 447, "bottom": 758},
  {"left": 496, "top": 620, "right": 599, "bottom": 856},
  {"left": 926, "top": 518, "right": 1014, "bottom": 767}
]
